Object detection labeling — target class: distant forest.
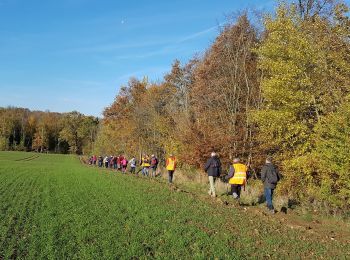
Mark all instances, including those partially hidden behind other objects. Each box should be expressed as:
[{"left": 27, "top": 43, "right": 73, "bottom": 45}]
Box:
[
  {"left": 1, "top": 0, "right": 349, "bottom": 209},
  {"left": 0, "top": 107, "right": 98, "bottom": 154}
]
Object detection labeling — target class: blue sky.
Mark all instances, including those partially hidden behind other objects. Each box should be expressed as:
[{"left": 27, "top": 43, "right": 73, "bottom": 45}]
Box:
[{"left": 0, "top": 0, "right": 280, "bottom": 116}]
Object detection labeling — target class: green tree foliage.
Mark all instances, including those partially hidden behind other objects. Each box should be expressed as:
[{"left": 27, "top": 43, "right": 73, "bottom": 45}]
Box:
[
  {"left": 59, "top": 111, "right": 99, "bottom": 154},
  {"left": 312, "top": 99, "right": 350, "bottom": 208},
  {"left": 253, "top": 4, "right": 319, "bottom": 157},
  {"left": 253, "top": 1, "right": 350, "bottom": 209}
]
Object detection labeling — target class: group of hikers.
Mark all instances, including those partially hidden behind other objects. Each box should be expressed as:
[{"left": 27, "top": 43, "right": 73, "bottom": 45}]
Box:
[
  {"left": 88, "top": 154, "right": 177, "bottom": 182},
  {"left": 89, "top": 152, "right": 281, "bottom": 214},
  {"left": 204, "top": 152, "right": 282, "bottom": 214}
]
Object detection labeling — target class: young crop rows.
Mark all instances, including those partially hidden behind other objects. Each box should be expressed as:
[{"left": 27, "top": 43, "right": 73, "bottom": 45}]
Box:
[{"left": 0, "top": 152, "right": 349, "bottom": 259}]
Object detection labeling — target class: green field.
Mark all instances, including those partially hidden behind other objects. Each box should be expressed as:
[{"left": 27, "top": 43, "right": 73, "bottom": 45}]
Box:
[{"left": 0, "top": 152, "right": 349, "bottom": 259}]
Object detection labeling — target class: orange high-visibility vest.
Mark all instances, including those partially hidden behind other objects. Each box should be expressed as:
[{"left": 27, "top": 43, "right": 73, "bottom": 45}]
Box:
[
  {"left": 229, "top": 163, "right": 247, "bottom": 185},
  {"left": 166, "top": 157, "right": 176, "bottom": 171}
]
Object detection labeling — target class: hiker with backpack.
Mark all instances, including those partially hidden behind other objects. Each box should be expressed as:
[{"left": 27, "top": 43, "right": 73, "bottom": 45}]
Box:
[
  {"left": 225, "top": 158, "right": 248, "bottom": 201},
  {"left": 204, "top": 152, "right": 222, "bottom": 198},
  {"left": 261, "top": 157, "right": 282, "bottom": 214},
  {"left": 150, "top": 154, "right": 159, "bottom": 177}
]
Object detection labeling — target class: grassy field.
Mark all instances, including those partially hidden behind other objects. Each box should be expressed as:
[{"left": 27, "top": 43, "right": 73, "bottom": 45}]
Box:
[{"left": 0, "top": 152, "right": 349, "bottom": 259}]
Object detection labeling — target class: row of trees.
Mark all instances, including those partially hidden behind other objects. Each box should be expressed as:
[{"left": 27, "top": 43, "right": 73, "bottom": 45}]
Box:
[
  {"left": 0, "top": 107, "right": 99, "bottom": 154},
  {"left": 96, "top": 14, "right": 261, "bottom": 165},
  {"left": 95, "top": 0, "right": 350, "bottom": 210}
]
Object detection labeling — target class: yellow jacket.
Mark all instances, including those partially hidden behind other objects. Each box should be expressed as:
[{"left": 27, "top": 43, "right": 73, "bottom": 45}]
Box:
[{"left": 141, "top": 157, "right": 150, "bottom": 167}]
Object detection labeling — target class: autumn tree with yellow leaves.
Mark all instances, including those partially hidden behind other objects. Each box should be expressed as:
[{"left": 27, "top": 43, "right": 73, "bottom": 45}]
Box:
[{"left": 253, "top": 1, "right": 350, "bottom": 209}]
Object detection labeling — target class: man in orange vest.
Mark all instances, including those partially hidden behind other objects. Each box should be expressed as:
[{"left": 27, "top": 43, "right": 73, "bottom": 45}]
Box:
[
  {"left": 166, "top": 154, "right": 177, "bottom": 184},
  {"left": 225, "top": 158, "right": 248, "bottom": 200}
]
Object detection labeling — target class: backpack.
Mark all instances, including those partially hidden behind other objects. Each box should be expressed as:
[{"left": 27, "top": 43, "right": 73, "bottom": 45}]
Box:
[
  {"left": 209, "top": 157, "right": 221, "bottom": 169},
  {"left": 151, "top": 157, "right": 158, "bottom": 166},
  {"left": 267, "top": 167, "right": 278, "bottom": 184}
]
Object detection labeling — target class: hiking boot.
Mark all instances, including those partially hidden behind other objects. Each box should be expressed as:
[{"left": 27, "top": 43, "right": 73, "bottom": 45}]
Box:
[{"left": 269, "top": 209, "right": 275, "bottom": 214}]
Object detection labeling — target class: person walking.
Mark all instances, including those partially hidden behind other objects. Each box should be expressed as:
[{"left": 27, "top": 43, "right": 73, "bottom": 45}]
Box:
[
  {"left": 204, "top": 152, "right": 221, "bottom": 198},
  {"left": 113, "top": 155, "right": 118, "bottom": 169},
  {"left": 225, "top": 158, "right": 248, "bottom": 200},
  {"left": 261, "top": 157, "right": 282, "bottom": 214},
  {"left": 117, "top": 155, "right": 123, "bottom": 171},
  {"left": 140, "top": 155, "right": 150, "bottom": 177},
  {"left": 109, "top": 155, "right": 114, "bottom": 169},
  {"left": 121, "top": 156, "right": 128, "bottom": 173},
  {"left": 166, "top": 154, "right": 177, "bottom": 184},
  {"left": 98, "top": 156, "right": 103, "bottom": 167},
  {"left": 129, "top": 157, "right": 137, "bottom": 174},
  {"left": 150, "top": 154, "right": 159, "bottom": 177},
  {"left": 103, "top": 156, "right": 109, "bottom": 168}
]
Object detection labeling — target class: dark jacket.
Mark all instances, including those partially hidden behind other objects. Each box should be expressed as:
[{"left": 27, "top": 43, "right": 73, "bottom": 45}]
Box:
[
  {"left": 261, "top": 163, "right": 282, "bottom": 189},
  {"left": 204, "top": 156, "right": 221, "bottom": 177}
]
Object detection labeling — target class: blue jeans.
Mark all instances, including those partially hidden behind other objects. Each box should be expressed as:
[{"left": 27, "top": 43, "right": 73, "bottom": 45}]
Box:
[
  {"left": 264, "top": 188, "right": 274, "bottom": 210},
  {"left": 142, "top": 167, "right": 149, "bottom": 176}
]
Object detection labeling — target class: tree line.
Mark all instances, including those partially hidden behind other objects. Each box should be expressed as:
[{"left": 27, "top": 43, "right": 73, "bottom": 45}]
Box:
[
  {"left": 95, "top": 0, "right": 350, "bottom": 210},
  {"left": 0, "top": 107, "right": 99, "bottom": 154}
]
